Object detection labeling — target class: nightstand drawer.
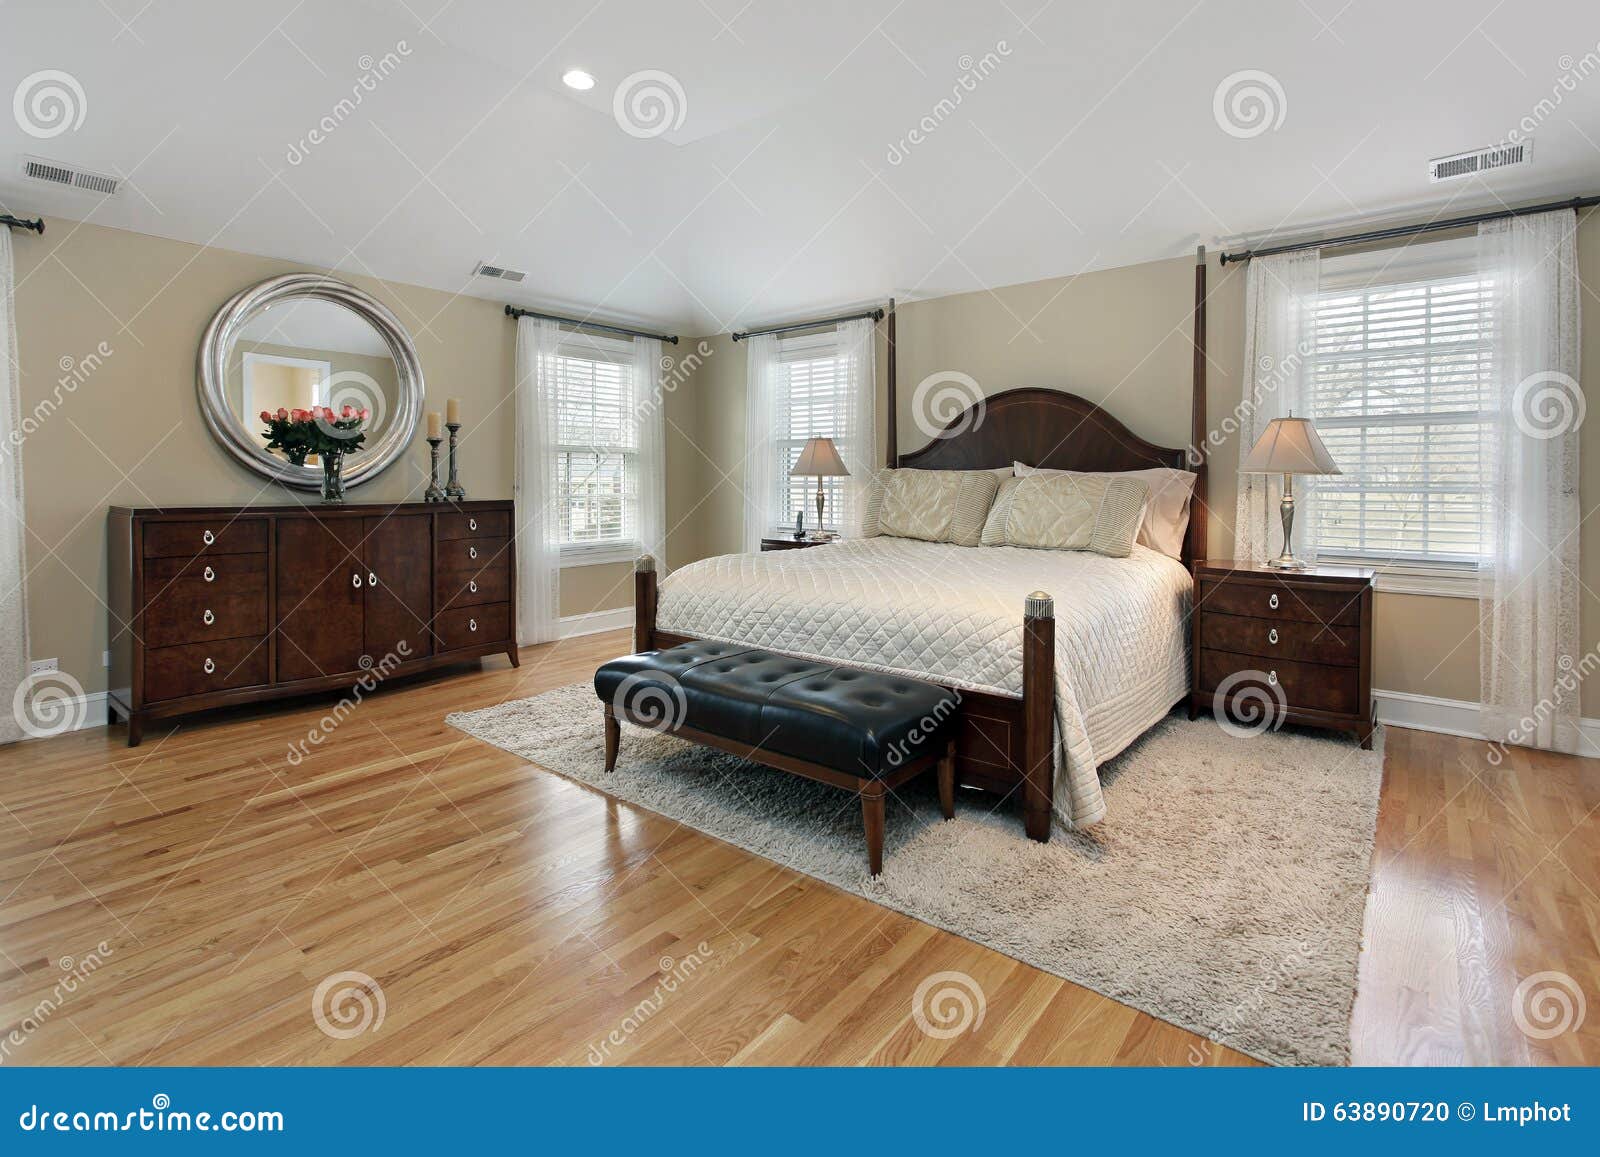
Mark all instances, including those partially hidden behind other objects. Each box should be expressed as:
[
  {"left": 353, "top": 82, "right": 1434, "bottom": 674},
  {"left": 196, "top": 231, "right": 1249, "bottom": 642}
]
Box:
[
  {"left": 1198, "top": 649, "right": 1359, "bottom": 717},
  {"left": 1198, "top": 610, "right": 1360, "bottom": 667},
  {"left": 1197, "top": 578, "right": 1360, "bottom": 627}
]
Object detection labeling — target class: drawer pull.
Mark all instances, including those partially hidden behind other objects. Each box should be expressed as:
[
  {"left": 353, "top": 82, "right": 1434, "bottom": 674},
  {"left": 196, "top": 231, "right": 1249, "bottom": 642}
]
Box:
[
  {"left": 468, "top": 618, "right": 478, "bottom": 633},
  {"left": 203, "top": 566, "right": 215, "bottom": 583},
  {"left": 368, "top": 571, "right": 378, "bottom": 588},
  {"left": 203, "top": 609, "right": 215, "bottom": 625},
  {"left": 1267, "top": 670, "right": 1277, "bottom": 685},
  {"left": 1268, "top": 593, "right": 1279, "bottom": 610},
  {"left": 468, "top": 580, "right": 477, "bottom": 594},
  {"left": 203, "top": 657, "right": 216, "bottom": 675},
  {"left": 468, "top": 518, "right": 477, "bottom": 532},
  {"left": 202, "top": 529, "right": 216, "bottom": 545},
  {"left": 469, "top": 546, "right": 478, "bottom": 560},
  {"left": 1268, "top": 628, "right": 1279, "bottom": 645},
  {"left": 352, "top": 573, "right": 363, "bottom": 588}
]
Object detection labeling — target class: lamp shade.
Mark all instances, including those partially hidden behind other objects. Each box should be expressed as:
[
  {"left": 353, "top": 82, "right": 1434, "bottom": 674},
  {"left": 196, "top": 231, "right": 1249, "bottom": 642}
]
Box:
[
  {"left": 1240, "top": 417, "right": 1341, "bottom": 475},
  {"left": 792, "top": 436, "right": 850, "bottom": 477}
]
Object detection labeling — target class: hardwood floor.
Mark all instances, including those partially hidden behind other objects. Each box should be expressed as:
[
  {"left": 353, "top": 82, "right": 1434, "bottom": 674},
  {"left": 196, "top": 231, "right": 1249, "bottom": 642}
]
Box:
[{"left": 1, "top": 628, "right": 1595, "bottom": 1066}]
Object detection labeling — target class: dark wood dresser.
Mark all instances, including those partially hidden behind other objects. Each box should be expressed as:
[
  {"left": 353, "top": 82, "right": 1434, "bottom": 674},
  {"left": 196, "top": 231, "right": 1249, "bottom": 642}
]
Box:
[
  {"left": 107, "top": 501, "right": 517, "bottom": 745},
  {"left": 1189, "top": 559, "right": 1375, "bottom": 748}
]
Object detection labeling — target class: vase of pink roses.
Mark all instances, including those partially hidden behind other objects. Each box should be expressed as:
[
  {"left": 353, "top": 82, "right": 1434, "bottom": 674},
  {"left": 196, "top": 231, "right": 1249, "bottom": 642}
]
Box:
[{"left": 259, "top": 404, "right": 369, "bottom": 503}]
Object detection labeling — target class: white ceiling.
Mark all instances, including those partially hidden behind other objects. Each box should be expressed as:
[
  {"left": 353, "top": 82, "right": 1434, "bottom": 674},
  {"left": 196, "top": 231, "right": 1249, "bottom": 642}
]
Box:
[{"left": 3, "top": 0, "right": 1598, "bottom": 336}]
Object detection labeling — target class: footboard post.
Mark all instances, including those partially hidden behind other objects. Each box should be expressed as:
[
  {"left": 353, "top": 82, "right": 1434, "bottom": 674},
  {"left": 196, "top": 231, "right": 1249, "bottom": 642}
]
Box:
[
  {"left": 634, "top": 554, "right": 658, "bottom": 653},
  {"left": 1022, "top": 591, "right": 1055, "bottom": 843}
]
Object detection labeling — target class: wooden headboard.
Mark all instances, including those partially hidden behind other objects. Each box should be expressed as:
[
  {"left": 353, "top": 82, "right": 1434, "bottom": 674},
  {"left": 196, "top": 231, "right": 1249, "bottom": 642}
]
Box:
[{"left": 884, "top": 248, "right": 1210, "bottom": 564}]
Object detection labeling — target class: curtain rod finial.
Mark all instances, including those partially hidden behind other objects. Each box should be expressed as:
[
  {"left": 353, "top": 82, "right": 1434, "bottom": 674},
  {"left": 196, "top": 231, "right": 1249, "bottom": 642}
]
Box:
[{"left": 1196, "top": 244, "right": 1206, "bottom": 265}]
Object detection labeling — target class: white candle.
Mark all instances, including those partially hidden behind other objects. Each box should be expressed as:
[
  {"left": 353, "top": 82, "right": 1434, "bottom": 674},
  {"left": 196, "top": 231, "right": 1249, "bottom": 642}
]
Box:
[
  {"left": 446, "top": 398, "right": 461, "bottom": 426},
  {"left": 426, "top": 411, "right": 442, "bottom": 439}
]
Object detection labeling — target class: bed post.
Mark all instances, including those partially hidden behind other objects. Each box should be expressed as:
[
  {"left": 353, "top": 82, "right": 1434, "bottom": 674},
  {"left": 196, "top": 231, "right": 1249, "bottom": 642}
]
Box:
[
  {"left": 634, "top": 554, "right": 657, "bottom": 653},
  {"left": 1186, "top": 245, "right": 1209, "bottom": 563},
  {"left": 1022, "top": 590, "right": 1054, "bottom": 842},
  {"left": 885, "top": 297, "right": 898, "bottom": 469}
]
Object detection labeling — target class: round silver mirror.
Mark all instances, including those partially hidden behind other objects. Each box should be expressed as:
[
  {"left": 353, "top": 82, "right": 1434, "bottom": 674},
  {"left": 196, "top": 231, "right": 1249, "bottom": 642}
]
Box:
[{"left": 197, "top": 274, "right": 423, "bottom": 490}]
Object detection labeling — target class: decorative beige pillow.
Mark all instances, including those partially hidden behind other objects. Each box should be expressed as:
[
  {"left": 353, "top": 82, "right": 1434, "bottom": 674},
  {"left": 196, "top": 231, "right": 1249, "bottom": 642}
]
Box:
[
  {"left": 981, "top": 473, "right": 1148, "bottom": 556},
  {"left": 1014, "top": 462, "right": 1197, "bottom": 558},
  {"left": 867, "top": 469, "right": 1000, "bottom": 545}
]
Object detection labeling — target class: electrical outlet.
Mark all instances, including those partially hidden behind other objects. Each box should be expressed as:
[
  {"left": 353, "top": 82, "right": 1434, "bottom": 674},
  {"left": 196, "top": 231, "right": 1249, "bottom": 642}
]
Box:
[
  {"left": 103, "top": 650, "right": 112, "bottom": 669},
  {"left": 28, "top": 657, "right": 57, "bottom": 676}
]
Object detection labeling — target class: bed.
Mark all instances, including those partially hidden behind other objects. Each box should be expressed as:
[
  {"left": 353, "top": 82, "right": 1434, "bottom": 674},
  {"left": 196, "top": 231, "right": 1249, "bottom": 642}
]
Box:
[{"left": 634, "top": 251, "right": 1211, "bottom": 838}]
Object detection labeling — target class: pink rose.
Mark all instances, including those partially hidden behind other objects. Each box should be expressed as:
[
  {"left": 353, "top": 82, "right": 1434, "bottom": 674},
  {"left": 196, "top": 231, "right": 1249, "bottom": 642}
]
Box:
[
  {"left": 358, "top": 408, "right": 369, "bottom": 420},
  {"left": 260, "top": 410, "right": 272, "bottom": 422},
  {"left": 277, "top": 407, "right": 289, "bottom": 420},
  {"left": 340, "top": 404, "right": 355, "bottom": 419}
]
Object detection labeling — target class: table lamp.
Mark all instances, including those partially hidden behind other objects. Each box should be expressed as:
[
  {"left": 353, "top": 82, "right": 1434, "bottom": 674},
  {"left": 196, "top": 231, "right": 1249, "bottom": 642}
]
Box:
[
  {"left": 1240, "top": 414, "right": 1341, "bottom": 569},
  {"left": 792, "top": 436, "right": 849, "bottom": 540}
]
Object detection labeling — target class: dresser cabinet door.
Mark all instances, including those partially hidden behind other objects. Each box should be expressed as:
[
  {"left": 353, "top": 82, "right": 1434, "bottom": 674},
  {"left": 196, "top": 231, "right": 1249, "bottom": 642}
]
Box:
[
  {"left": 276, "top": 517, "right": 366, "bottom": 682},
  {"left": 362, "top": 515, "right": 433, "bottom": 664}
]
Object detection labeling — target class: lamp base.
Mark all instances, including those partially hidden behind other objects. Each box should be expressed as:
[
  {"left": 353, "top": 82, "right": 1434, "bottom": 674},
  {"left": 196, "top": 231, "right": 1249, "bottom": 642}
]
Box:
[{"left": 1264, "top": 554, "right": 1310, "bottom": 570}]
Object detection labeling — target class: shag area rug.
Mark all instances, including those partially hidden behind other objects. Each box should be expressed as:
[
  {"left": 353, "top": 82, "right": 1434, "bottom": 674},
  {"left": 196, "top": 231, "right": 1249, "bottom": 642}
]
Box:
[{"left": 447, "top": 684, "right": 1383, "bottom": 1065}]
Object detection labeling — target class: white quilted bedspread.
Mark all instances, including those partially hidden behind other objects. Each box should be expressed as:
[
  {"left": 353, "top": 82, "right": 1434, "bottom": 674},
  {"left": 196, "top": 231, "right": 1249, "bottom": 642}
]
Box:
[{"left": 656, "top": 538, "right": 1192, "bottom": 828}]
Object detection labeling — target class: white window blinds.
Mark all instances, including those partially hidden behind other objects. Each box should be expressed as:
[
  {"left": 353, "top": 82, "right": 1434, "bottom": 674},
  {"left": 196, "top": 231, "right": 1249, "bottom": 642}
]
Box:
[
  {"left": 773, "top": 335, "right": 851, "bottom": 530},
  {"left": 551, "top": 336, "right": 638, "bottom": 549},
  {"left": 1307, "top": 238, "right": 1490, "bottom": 567}
]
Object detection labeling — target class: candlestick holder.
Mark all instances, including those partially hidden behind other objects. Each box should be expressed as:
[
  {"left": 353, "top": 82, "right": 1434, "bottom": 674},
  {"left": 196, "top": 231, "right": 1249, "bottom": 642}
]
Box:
[
  {"left": 445, "top": 422, "right": 466, "bottom": 501},
  {"left": 424, "top": 436, "right": 446, "bottom": 501}
]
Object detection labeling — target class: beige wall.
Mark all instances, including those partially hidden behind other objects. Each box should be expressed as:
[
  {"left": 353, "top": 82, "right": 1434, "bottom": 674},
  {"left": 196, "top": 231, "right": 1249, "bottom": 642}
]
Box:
[
  {"left": 671, "top": 210, "right": 1600, "bottom": 713},
  {"left": 9, "top": 219, "right": 689, "bottom": 696}
]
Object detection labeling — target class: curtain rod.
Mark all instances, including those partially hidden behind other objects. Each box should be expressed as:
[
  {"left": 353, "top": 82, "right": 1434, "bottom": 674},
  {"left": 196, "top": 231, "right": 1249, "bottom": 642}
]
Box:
[
  {"left": 503, "top": 304, "right": 678, "bottom": 345},
  {"left": 731, "top": 307, "right": 886, "bottom": 342},
  {"left": 1218, "top": 194, "right": 1600, "bottom": 265},
  {"left": 1, "top": 214, "right": 45, "bottom": 235}
]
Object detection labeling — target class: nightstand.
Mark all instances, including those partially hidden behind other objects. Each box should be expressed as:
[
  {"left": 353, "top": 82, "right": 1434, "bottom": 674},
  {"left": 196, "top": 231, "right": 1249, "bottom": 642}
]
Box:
[
  {"left": 1189, "top": 559, "right": 1376, "bottom": 748},
  {"left": 760, "top": 537, "right": 836, "bottom": 551}
]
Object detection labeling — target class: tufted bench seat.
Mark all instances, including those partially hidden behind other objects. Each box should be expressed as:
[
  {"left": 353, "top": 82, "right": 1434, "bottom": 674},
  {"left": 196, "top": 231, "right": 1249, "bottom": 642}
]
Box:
[{"left": 595, "top": 641, "right": 959, "bottom": 875}]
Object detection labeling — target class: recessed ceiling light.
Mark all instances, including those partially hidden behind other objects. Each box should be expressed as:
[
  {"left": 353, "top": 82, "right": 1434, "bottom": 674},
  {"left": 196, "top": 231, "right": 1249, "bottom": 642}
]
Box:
[{"left": 562, "top": 69, "right": 595, "bottom": 91}]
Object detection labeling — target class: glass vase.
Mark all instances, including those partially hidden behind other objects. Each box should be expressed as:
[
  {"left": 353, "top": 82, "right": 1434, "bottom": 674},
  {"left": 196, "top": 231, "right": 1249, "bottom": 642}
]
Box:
[{"left": 320, "top": 450, "right": 346, "bottom": 504}]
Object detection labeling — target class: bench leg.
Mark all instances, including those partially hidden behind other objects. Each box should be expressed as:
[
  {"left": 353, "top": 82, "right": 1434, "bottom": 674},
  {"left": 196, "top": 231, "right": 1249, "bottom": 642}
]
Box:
[
  {"left": 937, "top": 738, "right": 956, "bottom": 821},
  {"left": 603, "top": 705, "right": 620, "bottom": 773},
  {"left": 861, "top": 783, "right": 885, "bottom": 876}
]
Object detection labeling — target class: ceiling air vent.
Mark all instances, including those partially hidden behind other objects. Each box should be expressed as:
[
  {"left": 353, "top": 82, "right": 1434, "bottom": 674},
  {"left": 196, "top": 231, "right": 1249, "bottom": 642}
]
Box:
[
  {"left": 472, "top": 261, "right": 526, "bottom": 283},
  {"left": 1428, "top": 140, "right": 1532, "bottom": 183},
  {"left": 21, "top": 156, "right": 121, "bottom": 196}
]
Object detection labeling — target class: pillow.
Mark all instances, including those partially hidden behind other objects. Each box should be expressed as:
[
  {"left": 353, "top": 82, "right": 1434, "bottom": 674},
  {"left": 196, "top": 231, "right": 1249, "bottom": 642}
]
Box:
[
  {"left": 1014, "top": 462, "right": 1197, "bottom": 558},
  {"left": 981, "top": 473, "right": 1148, "bottom": 557},
  {"left": 864, "top": 468, "right": 1000, "bottom": 545}
]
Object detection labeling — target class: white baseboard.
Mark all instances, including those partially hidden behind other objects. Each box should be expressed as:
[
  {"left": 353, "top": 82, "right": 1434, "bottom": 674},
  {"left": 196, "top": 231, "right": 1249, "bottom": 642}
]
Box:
[
  {"left": 1374, "top": 687, "right": 1600, "bottom": 755},
  {"left": 556, "top": 607, "right": 633, "bottom": 639}
]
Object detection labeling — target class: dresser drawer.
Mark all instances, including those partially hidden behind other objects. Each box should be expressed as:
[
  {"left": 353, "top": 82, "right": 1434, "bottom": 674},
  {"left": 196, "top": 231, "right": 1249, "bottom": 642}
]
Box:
[
  {"left": 1198, "top": 610, "right": 1360, "bottom": 667},
  {"left": 1196, "top": 577, "right": 1360, "bottom": 627},
  {"left": 434, "top": 603, "right": 510, "bottom": 650},
  {"left": 438, "top": 536, "right": 509, "bottom": 574},
  {"left": 144, "top": 551, "right": 266, "bottom": 591},
  {"left": 437, "top": 510, "right": 510, "bottom": 540},
  {"left": 143, "top": 572, "right": 268, "bottom": 649},
  {"left": 143, "top": 636, "right": 269, "bottom": 702},
  {"left": 1197, "top": 649, "right": 1359, "bottom": 717},
  {"left": 436, "top": 561, "right": 509, "bottom": 610},
  {"left": 142, "top": 518, "right": 267, "bottom": 560}
]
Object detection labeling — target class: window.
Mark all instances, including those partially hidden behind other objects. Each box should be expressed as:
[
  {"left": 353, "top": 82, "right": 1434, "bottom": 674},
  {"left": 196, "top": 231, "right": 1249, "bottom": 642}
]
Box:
[
  {"left": 551, "top": 335, "right": 639, "bottom": 563},
  {"left": 772, "top": 333, "right": 850, "bottom": 532},
  {"left": 1305, "top": 238, "right": 1490, "bottom": 588}
]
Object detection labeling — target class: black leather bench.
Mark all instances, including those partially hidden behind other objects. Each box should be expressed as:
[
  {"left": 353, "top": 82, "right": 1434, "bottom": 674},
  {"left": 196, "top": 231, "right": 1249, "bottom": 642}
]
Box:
[{"left": 594, "top": 641, "right": 959, "bottom": 875}]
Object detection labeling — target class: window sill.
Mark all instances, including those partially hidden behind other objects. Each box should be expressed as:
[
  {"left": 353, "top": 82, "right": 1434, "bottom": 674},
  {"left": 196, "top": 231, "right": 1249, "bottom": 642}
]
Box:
[
  {"left": 1321, "top": 557, "right": 1480, "bottom": 599},
  {"left": 560, "top": 542, "right": 640, "bottom": 569}
]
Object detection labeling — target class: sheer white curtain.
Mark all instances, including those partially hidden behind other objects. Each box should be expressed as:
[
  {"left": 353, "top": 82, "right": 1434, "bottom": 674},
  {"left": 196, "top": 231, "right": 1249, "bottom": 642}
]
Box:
[
  {"left": 1233, "top": 249, "right": 1321, "bottom": 565},
  {"left": 742, "top": 332, "right": 779, "bottom": 552},
  {"left": 1478, "top": 208, "right": 1582, "bottom": 752},
  {"left": 513, "top": 316, "right": 563, "bottom": 645},
  {"left": 630, "top": 335, "right": 667, "bottom": 570},
  {"left": 835, "top": 316, "right": 879, "bottom": 535},
  {"left": 0, "top": 230, "right": 28, "bottom": 744}
]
